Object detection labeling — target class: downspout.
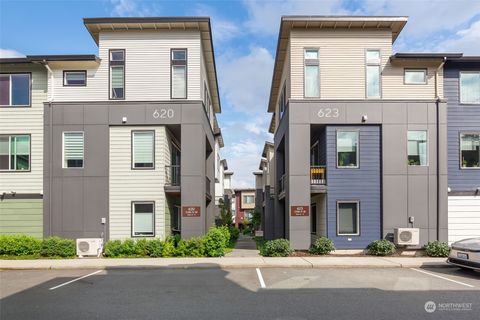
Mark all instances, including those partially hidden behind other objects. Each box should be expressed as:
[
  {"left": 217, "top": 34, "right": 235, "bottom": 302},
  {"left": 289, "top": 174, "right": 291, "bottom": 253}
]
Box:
[
  {"left": 43, "top": 61, "right": 54, "bottom": 237},
  {"left": 435, "top": 57, "right": 447, "bottom": 240}
]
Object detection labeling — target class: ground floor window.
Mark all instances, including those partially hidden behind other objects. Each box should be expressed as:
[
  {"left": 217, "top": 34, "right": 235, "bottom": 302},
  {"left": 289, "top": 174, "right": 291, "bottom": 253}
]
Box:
[
  {"left": 172, "top": 205, "right": 181, "bottom": 232},
  {"left": 337, "top": 201, "right": 359, "bottom": 236},
  {"left": 311, "top": 203, "right": 317, "bottom": 234},
  {"left": 0, "top": 134, "right": 30, "bottom": 171},
  {"left": 460, "top": 133, "right": 480, "bottom": 168},
  {"left": 132, "top": 202, "right": 155, "bottom": 237}
]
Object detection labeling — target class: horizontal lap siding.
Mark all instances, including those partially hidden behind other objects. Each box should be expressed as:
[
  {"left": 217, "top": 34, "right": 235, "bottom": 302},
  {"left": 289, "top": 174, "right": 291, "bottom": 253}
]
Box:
[
  {"left": 0, "top": 199, "right": 43, "bottom": 238},
  {"left": 448, "top": 196, "right": 480, "bottom": 243},
  {"left": 445, "top": 65, "right": 480, "bottom": 191},
  {"left": 51, "top": 30, "right": 202, "bottom": 102},
  {"left": 0, "top": 66, "right": 46, "bottom": 194},
  {"left": 326, "top": 125, "right": 381, "bottom": 249},
  {"left": 109, "top": 126, "right": 169, "bottom": 240}
]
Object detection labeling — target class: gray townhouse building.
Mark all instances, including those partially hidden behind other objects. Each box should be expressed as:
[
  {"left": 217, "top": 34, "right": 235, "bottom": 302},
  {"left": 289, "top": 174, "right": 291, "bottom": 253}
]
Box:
[
  {"left": 258, "top": 15, "right": 478, "bottom": 250},
  {"left": 0, "top": 17, "right": 229, "bottom": 242}
]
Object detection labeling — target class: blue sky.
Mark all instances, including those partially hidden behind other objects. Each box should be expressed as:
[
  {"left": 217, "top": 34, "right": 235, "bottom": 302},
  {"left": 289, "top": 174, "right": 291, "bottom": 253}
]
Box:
[{"left": 1, "top": 0, "right": 480, "bottom": 187}]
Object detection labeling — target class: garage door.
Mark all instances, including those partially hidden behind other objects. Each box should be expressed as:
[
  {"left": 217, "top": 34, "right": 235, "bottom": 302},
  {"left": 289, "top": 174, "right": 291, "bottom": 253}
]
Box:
[{"left": 448, "top": 196, "right": 480, "bottom": 244}]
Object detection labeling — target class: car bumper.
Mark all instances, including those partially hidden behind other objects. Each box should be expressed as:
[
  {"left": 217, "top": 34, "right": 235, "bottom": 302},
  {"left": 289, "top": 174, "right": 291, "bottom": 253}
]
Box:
[{"left": 447, "top": 249, "right": 480, "bottom": 271}]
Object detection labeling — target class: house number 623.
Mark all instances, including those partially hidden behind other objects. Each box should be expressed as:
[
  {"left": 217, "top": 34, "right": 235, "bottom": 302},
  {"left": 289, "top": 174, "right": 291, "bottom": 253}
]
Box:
[{"left": 317, "top": 108, "right": 339, "bottom": 118}]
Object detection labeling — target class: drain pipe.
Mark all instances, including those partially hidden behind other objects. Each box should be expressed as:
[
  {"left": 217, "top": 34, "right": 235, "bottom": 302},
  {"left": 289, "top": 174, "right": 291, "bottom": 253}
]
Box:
[
  {"left": 43, "top": 61, "right": 54, "bottom": 237},
  {"left": 435, "top": 57, "right": 447, "bottom": 241}
]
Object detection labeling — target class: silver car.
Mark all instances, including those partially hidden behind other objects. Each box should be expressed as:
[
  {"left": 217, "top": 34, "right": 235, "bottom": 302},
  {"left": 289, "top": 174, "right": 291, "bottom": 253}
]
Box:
[{"left": 447, "top": 238, "right": 480, "bottom": 271}]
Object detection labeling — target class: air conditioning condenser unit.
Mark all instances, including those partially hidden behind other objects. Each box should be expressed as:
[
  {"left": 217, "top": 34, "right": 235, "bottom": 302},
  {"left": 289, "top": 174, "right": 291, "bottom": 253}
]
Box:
[
  {"left": 394, "top": 228, "right": 420, "bottom": 246},
  {"left": 76, "top": 238, "right": 103, "bottom": 257}
]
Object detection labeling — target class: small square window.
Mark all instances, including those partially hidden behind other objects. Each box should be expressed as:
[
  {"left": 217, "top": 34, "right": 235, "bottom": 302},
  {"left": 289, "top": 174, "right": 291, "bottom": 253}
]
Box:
[
  {"left": 304, "top": 49, "right": 318, "bottom": 60},
  {"left": 366, "top": 50, "right": 381, "bottom": 64},
  {"left": 110, "top": 50, "right": 125, "bottom": 61},
  {"left": 405, "top": 69, "right": 427, "bottom": 84},
  {"left": 64, "top": 71, "right": 86, "bottom": 86},
  {"left": 172, "top": 49, "right": 187, "bottom": 61}
]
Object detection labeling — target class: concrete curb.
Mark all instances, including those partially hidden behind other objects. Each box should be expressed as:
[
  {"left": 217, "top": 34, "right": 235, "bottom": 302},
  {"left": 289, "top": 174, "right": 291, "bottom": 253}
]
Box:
[{"left": 0, "top": 257, "right": 450, "bottom": 270}]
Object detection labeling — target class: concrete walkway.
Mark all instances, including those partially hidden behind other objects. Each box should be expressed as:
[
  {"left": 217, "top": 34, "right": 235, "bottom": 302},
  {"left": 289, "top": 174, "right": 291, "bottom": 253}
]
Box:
[
  {"left": 0, "top": 256, "right": 449, "bottom": 270},
  {"left": 226, "top": 234, "right": 260, "bottom": 257}
]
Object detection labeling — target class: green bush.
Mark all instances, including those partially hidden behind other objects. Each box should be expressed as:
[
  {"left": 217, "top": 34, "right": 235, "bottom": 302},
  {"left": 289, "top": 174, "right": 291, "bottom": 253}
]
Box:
[
  {"left": 41, "top": 237, "right": 76, "bottom": 257},
  {"left": 104, "top": 240, "right": 122, "bottom": 257},
  {"left": 162, "top": 240, "right": 176, "bottom": 257},
  {"left": 309, "top": 237, "right": 335, "bottom": 255},
  {"left": 242, "top": 226, "right": 252, "bottom": 236},
  {"left": 175, "top": 237, "right": 205, "bottom": 257},
  {"left": 134, "top": 239, "right": 149, "bottom": 257},
  {"left": 229, "top": 227, "right": 240, "bottom": 241},
  {"left": 204, "top": 227, "right": 229, "bottom": 257},
  {"left": 104, "top": 239, "right": 139, "bottom": 257},
  {"left": 260, "top": 239, "right": 292, "bottom": 257},
  {"left": 0, "top": 235, "right": 42, "bottom": 256},
  {"left": 146, "top": 239, "right": 164, "bottom": 257},
  {"left": 425, "top": 241, "right": 450, "bottom": 257},
  {"left": 367, "top": 239, "right": 396, "bottom": 256}
]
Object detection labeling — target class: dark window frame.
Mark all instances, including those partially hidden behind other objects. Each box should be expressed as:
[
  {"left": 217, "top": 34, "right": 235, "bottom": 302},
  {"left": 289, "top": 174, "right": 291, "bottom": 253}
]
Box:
[
  {"left": 63, "top": 70, "right": 87, "bottom": 87},
  {"left": 459, "top": 131, "right": 480, "bottom": 170},
  {"left": 131, "top": 130, "right": 155, "bottom": 170},
  {"left": 0, "top": 72, "right": 32, "bottom": 108},
  {"left": 336, "top": 200, "right": 360, "bottom": 236},
  {"left": 311, "top": 202, "right": 317, "bottom": 235},
  {"left": 109, "top": 49, "right": 126, "bottom": 100},
  {"left": 131, "top": 201, "right": 156, "bottom": 237},
  {"left": 170, "top": 48, "right": 188, "bottom": 99},
  {"left": 62, "top": 131, "right": 84, "bottom": 169},
  {"left": 0, "top": 133, "right": 32, "bottom": 172}
]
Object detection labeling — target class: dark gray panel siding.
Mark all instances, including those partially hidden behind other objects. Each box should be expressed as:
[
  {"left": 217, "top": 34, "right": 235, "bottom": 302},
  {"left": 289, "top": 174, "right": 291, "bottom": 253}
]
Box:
[
  {"left": 445, "top": 62, "right": 480, "bottom": 192},
  {"left": 326, "top": 125, "right": 381, "bottom": 249}
]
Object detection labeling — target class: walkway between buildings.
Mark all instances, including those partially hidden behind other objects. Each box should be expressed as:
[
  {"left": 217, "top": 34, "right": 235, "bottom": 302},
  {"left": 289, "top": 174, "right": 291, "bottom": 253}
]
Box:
[{"left": 226, "top": 234, "right": 260, "bottom": 257}]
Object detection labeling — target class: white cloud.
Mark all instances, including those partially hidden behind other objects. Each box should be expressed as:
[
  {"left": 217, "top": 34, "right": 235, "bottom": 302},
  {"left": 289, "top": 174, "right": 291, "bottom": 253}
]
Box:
[
  {"left": 109, "top": 0, "right": 160, "bottom": 17},
  {"left": 193, "top": 4, "right": 241, "bottom": 43},
  {"left": 0, "top": 48, "right": 24, "bottom": 58},
  {"left": 218, "top": 46, "right": 274, "bottom": 114},
  {"left": 223, "top": 139, "right": 264, "bottom": 188},
  {"left": 439, "top": 19, "right": 480, "bottom": 55}
]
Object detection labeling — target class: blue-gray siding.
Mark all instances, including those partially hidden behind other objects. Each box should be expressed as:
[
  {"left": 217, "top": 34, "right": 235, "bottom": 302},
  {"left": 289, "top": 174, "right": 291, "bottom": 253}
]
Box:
[
  {"left": 445, "top": 62, "right": 480, "bottom": 192},
  {"left": 326, "top": 125, "right": 381, "bottom": 249}
]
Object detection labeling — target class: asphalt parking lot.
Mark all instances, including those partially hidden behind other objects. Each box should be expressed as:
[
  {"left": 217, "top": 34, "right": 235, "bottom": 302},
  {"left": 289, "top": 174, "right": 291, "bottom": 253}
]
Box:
[{"left": 1, "top": 266, "right": 479, "bottom": 320}]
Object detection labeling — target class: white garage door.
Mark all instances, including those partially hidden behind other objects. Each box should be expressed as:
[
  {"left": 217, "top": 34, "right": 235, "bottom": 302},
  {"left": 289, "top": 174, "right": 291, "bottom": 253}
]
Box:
[{"left": 448, "top": 196, "right": 480, "bottom": 244}]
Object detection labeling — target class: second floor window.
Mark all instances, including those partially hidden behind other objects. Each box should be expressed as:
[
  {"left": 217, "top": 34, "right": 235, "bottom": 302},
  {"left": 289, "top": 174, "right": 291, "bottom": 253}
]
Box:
[
  {"left": 408, "top": 131, "right": 428, "bottom": 166},
  {"left": 304, "top": 49, "right": 320, "bottom": 98},
  {"left": 366, "top": 50, "right": 381, "bottom": 98},
  {"left": 337, "top": 131, "right": 359, "bottom": 168},
  {"left": 171, "top": 49, "right": 187, "bottom": 99},
  {"left": 0, "top": 73, "right": 30, "bottom": 107},
  {"left": 63, "top": 132, "right": 84, "bottom": 168},
  {"left": 0, "top": 134, "right": 30, "bottom": 171},
  {"left": 132, "top": 131, "right": 154, "bottom": 169},
  {"left": 405, "top": 69, "right": 427, "bottom": 84},
  {"left": 279, "top": 83, "right": 286, "bottom": 118},
  {"left": 63, "top": 71, "right": 86, "bottom": 86},
  {"left": 460, "top": 72, "right": 480, "bottom": 104},
  {"left": 460, "top": 133, "right": 479, "bottom": 168},
  {"left": 243, "top": 195, "right": 254, "bottom": 204},
  {"left": 109, "top": 49, "right": 125, "bottom": 99}
]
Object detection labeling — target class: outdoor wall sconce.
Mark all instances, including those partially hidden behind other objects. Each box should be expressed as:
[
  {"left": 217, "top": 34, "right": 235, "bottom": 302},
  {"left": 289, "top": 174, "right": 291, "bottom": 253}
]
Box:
[
  {"left": 122, "top": 116, "right": 127, "bottom": 124},
  {"left": 362, "top": 115, "right": 368, "bottom": 122}
]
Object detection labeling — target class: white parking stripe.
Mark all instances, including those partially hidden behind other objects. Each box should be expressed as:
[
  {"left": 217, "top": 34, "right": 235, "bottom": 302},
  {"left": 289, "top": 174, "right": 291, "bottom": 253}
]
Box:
[
  {"left": 49, "top": 270, "right": 103, "bottom": 290},
  {"left": 410, "top": 268, "right": 474, "bottom": 288},
  {"left": 256, "top": 268, "right": 266, "bottom": 289}
]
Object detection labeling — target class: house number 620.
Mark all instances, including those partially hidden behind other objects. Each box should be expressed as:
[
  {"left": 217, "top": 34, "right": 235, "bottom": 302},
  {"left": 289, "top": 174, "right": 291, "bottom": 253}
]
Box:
[
  {"left": 317, "top": 108, "right": 339, "bottom": 118},
  {"left": 153, "top": 109, "right": 174, "bottom": 119}
]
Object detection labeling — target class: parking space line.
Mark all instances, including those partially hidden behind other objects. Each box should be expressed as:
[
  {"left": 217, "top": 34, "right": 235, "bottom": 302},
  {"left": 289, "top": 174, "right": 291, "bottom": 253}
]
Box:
[
  {"left": 256, "top": 268, "right": 266, "bottom": 289},
  {"left": 49, "top": 270, "right": 103, "bottom": 291},
  {"left": 410, "top": 268, "right": 474, "bottom": 288}
]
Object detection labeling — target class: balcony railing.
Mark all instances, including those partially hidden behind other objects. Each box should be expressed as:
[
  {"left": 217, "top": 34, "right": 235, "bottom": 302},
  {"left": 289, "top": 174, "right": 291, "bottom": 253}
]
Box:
[
  {"left": 311, "top": 166, "right": 326, "bottom": 185},
  {"left": 165, "top": 165, "right": 181, "bottom": 186},
  {"left": 279, "top": 174, "right": 286, "bottom": 195}
]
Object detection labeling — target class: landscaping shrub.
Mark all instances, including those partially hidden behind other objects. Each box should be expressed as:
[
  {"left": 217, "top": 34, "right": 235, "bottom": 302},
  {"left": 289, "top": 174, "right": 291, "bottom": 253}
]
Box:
[
  {"left": 367, "top": 239, "right": 396, "bottom": 256},
  {"left": 175, "top": 237, "right": 205, "bottom": 257},
  {"left": 162, "top": 240, "right": 176, "bottom": 257},
  {"left": 146, "top": 239, "right": 164, "bottom": 257},
  {"left": 309, "top": 237, "right": 335, "bottom": 255},
  {"left": 204, "top": 227, "right": 229, "bottom": 257},
  {"left": 104, "top": 240, "right": 123, "bottom": 257},
  {"left": 229, "top": 227, "right": 240, "bottom": 241},
  {"left": 134, "top": 239, "right": 149, "bottom": 257},
  {"left": 260, "top": 239, "right": 292, "bottom": 257},
  {"left": 425, "top": 241, "right": 450, "bottom": 257},
  {"left": 0, "top": 235, "right": 42, "bottom": 256},
  {"left": 242, "top": 226, "right": 252, "bottom": 236},
  {"left": 104, "top": 239, "right": 138, "bottom": 257},
  {"left": 40, "top": 237, "right": 75, "bottom": 257}
]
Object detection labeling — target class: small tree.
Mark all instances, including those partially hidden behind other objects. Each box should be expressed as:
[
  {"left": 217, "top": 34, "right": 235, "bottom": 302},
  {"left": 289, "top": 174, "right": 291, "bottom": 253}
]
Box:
[
  {"left": 251, "top": 210, "right": 261, "bottom": 230},
  {"left": 218, "top": 198, "right": 233, "bottom": 226}
]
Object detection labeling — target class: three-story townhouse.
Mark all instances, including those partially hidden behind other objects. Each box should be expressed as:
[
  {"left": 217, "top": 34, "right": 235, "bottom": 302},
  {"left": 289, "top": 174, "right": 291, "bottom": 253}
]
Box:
[
  {"left": 37, "top": 17, "right": 223, "bottom": 241},
  {"left": 266, "top": 16, "right": 461, "bottom": 250},
  {"left": 444, "top": 57, "right": 480, "bottom": 243}
]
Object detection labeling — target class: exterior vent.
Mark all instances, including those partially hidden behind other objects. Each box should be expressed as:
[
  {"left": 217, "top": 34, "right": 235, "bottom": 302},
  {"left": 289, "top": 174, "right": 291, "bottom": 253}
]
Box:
[
  {"left": 76, "top": 238, "right": 103, "bottom": 257},
  {"left": 394, "top": 228, "right": 420, "bottom": 246}
]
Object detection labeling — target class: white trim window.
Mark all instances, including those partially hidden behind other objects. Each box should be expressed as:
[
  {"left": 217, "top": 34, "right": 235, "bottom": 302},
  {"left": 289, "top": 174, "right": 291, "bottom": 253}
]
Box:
[
  {"left": 304, "top": 49, "right": 320, "bottom": 98},
  {"left": 0, "top": 73, "right": 31, "bottom": 107},
  {"left": 171, "top": 49, "right": 187, "bottom": 99},
  {"left": 337, "top": 131, "right": 359, "bottom": 168},
  {"left": 132, "top": 131, "right": 154, "bottom": 169},
  {"left": 337, "top": 201, "right": 359, "bottom": 236},
  {"left": 366, "top": 50, "right": 381, "bottom": 98},
  {"left": 460, "top": 133, "right": 480, "bottom": 168},
  {"left": 0, "top": 134, "right": 30, "bottom": 171},
  {"left": 460, "top": 72, "right": 480, "bottom": 104},
  {"left": 132, "top": 202, "right": 155, "bottom": 237},
  {"left": 63, "top": 132, "right": 84, "bottom": 168},
  {"left": 407, "top": 130, "right": 428, "bottom": 166},
  {"left": 243, "top": 195, "right": 254, "bottom": 204},
  {"left": 405, "top": 69, "right": 427, "bottom": 84}
]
